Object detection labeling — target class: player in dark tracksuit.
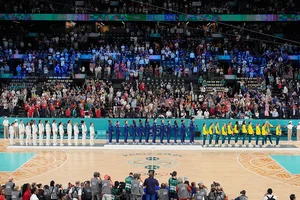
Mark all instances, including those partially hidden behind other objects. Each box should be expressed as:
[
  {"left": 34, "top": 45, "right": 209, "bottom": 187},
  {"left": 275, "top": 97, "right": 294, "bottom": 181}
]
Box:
[
  {"left": 166, "top": 121, "right": 172, "bottom": 144},
  {"left": 132, "top": 120, "right": 137, "bottom": 144},
  {"left": 181, "top": 120, "right": 186, "bottom": 144},
  {"left": 189, "top": 117, "right": 196, "bottom": 144},
  {"left": 145, "top": 118, "right": 150, "bottom": 144},
  {"left": 174, "top": 120, "right": 179, "bottom": 144},
  {"left": 160, "top": 120, "right": 166, "bottom": 144},
  {"left": 138, "top": 120, "right": 144, "bottom": 144},
  {"left": 124, "top": 120, "right": 129, "bottom": 144},
  {"left": 152, "top": 119, "right": 157, "bottom": 144},
  {"left": 108, "top": 120, "right": 114, "bottom": 144},
  {"left": 115, "top": 121, "right": 121, "bottom": 144}
]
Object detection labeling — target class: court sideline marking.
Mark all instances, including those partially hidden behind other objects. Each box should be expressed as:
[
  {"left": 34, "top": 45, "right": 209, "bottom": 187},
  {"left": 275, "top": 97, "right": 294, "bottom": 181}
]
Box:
[
  {"left": 267, "top": 155, "right": 292, "bottom": 175},
  {"left": 13, "top": 150, "right": 69, "bottom": 184},
  {"left": 236, "top": 151, "right": 299, "bottom": 188},
  {"left": 0, "top": 152, "right": 37, "bottom": 173}
]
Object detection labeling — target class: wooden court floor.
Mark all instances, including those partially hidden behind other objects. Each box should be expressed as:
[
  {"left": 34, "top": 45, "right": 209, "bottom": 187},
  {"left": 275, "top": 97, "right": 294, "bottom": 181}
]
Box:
[{"left": 1, "top": 140, "right": 300, "bottom": 199}]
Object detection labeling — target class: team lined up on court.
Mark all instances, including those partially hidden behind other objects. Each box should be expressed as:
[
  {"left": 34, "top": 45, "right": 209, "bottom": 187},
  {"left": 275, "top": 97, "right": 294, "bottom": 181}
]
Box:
[
  {"left": 2, "top": 117, "right": 95, "bottom": 146},
  {"left": 202, "top": 121, "right": 281, "bottom": 147},
  {"left": 107, "top": 119, "right": 300, "bottom": 147},
  {"left": 2, "top": 117, "right": 300, "bottom": 147},
  {"left": 107, "top": 118, "right": 197, "bottom": 145}
]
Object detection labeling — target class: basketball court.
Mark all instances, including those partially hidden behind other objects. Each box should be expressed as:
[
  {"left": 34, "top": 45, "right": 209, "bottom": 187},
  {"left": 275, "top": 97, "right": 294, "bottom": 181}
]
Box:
[{"left": 1, "top": 140, "right": 300, "bottom": 199}]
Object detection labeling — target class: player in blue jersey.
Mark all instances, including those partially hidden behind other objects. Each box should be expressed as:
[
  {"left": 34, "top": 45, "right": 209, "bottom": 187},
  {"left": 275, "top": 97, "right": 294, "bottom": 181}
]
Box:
[
  {"left": 138, "top": 120, "right": 144, "bottom": 144},
  {"left": 124, "top": 120, "right": 129, "bottom": 144},
  {"left": 115, "top": 121, "right": 121, "bottom": 144},
  {"left": 132, "top": 120, "right": 137, "bottom": 144},
  {"left": 173, "top": 120, "right": 179, "bottom": 144},
  {"left": 152, "top": 119, "right": 158, "bottom": 144},
  {"left": 189, "top": 117, "right": 196, "bottom": 144},
  {"left": 166, "top": 121, "right": 172, "bottom": 144},
  {"left": 145, "top": 118, "right": 150, "bottom": 144},
  {"left": 181, "top": 120, "right": 186, "bottom": 144},
  {"left": 160, "top": 120, "right": 166, "bottom": 145}
]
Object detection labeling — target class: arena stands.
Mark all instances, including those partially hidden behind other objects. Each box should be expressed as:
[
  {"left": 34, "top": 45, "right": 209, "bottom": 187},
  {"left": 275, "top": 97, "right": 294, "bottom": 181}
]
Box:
[
  {"left": 0, "top": 21, "right": 299, "bottom": 120},
  {"left": 0, "top": 75, "right": 299, "bottom": 119},
  {"left": 0, "top": 0, "right": 300, "bottom": 120}
]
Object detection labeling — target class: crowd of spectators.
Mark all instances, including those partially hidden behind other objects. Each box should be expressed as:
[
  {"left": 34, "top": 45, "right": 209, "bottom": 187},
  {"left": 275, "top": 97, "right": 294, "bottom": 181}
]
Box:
[
  {"left": 1, "top": 19, "right": 300, "bottom": 119},
  {"left": 2, "top": 171, "right": 293, "bottom": 200},
  {"left": 1, "top": 21, "right": 298, "bottom": 79},
  {"left": 1, "top": 72, "right": 300, "bottom": 120},
  {"left": 0, "top": 0, "right": 299, "bottom": 14}
]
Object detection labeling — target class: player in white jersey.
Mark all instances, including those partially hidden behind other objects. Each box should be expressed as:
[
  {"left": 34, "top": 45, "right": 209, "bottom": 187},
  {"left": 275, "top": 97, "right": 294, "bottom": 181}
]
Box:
[
  {"left": 14, "top": 119, "right": 19, "bottom": 139},
  {"left": 19, "top": 120, "right": 25, "bottom": 145},
  {"left": 32, "top": 121, "right": 38, "bottom": 146},
  {"left": 67, "top": 120, "right": 72, "bottom": 146},
  {"left": 52, "top": 120, "right": 58, "bottom": 146},
  {"left": 9, "top": 122, "right": 15, "bottom": 145},
  {"left": 89, "top": 122, "right": 95, "bottom": 146},
  {"left": 45, "top": 120, "right": 51, "bottom": 146},
  {"left": 38, "top": 120, "right": 45, "bottom": 146},
  {"left": 81, "top": 121, "right": 87, "bottom": 145},
  {"left": 59, "top": 122, "right": 65, "bottom": 146},
  {"left": 74, "top": 122, "right": 79, "bottom": 146},
  {"left": 25, "top": 122, "right": 32, "bottom": 146}
]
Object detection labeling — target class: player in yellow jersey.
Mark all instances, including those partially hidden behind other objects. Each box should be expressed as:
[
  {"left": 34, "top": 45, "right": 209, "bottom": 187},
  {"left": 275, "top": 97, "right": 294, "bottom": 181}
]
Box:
[
  {"left": 261, "top": 122, "right": 267, "bottom": 147},
  {"left": 233, "top": 121, "right": 240, "bottom": 147},
  {"left": 202, "top": 123, "right": 208, "bottom": 147},
  {"left": 214, "top": 122, "right": 220, "bottom": 147},
  {"left": 227, "top": 121, "right": 233, "bottom": 147},
  {"left": 275, "top": 124, "right": 282, "bottom": 147},
  {"left": 221, "top": 123, "right": 227, "bottom": 147},
  {"left": 264, "top": 121, "right": 274, "bottom": 147},
  {"left": 247, "top": 122, "right": 254, "bottom": 147},
  {"left": 255, "top": 123, "right": 262, "bottom": 147},
  {"left": 241, "top": 120, "right": 248, "bottom": 147},
  {"left": 208, "top": 123, "right": 214, "bottom": 147}
]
